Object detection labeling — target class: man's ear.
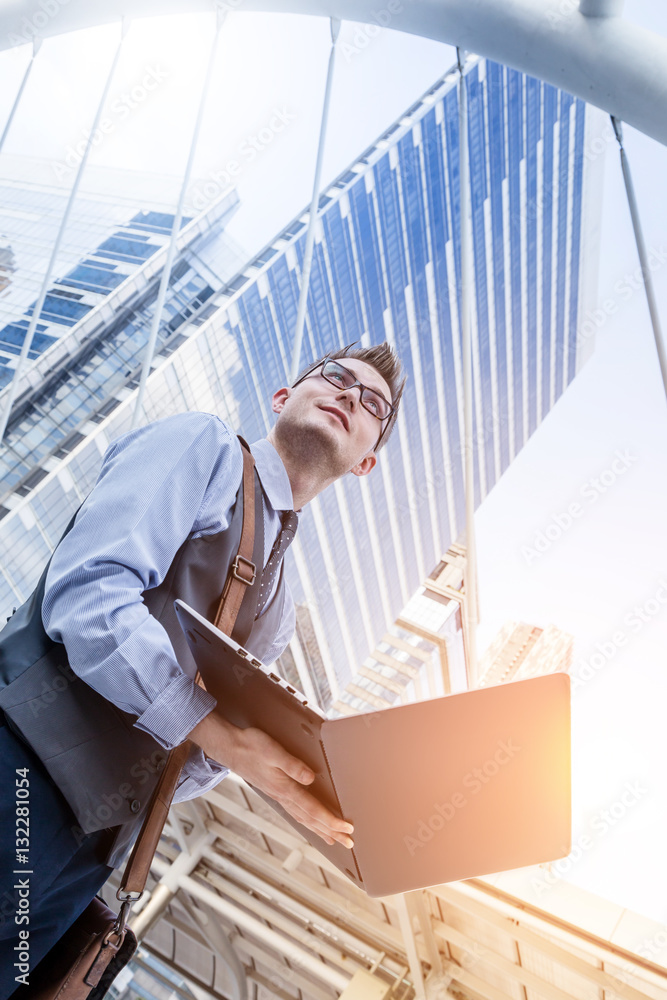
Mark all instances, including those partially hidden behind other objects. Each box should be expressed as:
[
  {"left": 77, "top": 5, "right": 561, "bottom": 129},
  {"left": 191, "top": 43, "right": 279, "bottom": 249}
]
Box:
[
  {"left": 272, "top": 387, "right": 290, "bottom": 414},
  {"left": 350, "top": 452, "right": 377, "bottom": 478}
]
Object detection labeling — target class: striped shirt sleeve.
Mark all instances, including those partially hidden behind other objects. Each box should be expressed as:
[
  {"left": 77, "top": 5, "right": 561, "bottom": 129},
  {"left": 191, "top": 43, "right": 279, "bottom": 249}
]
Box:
[{"left": 42, "top": 412, "right": 243, "bottom": 750}]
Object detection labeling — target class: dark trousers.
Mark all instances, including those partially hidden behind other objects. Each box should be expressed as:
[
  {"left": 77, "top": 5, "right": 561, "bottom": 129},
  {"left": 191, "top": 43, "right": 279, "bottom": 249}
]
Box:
[{"left": 0, "top": 716, "right": 115, "bottom": 1000}]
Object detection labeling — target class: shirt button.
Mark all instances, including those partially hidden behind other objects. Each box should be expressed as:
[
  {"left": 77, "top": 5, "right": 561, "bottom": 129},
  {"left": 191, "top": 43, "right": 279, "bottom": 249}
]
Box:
[{"left": 130, "top": 799, "right": 141, "bottom": 814}]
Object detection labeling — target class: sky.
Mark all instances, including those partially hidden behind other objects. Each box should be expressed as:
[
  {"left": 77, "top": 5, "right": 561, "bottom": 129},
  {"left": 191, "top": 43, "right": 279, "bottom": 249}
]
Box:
[{"left": 0, "top": 2, "right": 666, "bottom": 931}]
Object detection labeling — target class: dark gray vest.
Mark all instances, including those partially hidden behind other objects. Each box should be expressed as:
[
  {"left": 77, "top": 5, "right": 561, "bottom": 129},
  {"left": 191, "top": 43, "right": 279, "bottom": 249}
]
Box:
[{"left": 0, "top": 470, "right": 286, "bottom": 865}]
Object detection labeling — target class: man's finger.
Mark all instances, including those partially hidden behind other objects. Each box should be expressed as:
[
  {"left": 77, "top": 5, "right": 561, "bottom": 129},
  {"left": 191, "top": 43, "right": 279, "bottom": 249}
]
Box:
[
  {"left": 286, "top": 784, "right": 354, "bottom": 835},
  {"left": 262, "top": 769, "right": 354, "bottom": 846},
  {"left": 274, "top": 751, "right": 315, "bottom": 785},
  {"left": 283, "top": 791, "right": 354, "bottom": 847},
  {"left": 285, "top": 800, "right": 351, "bottom": 848}
]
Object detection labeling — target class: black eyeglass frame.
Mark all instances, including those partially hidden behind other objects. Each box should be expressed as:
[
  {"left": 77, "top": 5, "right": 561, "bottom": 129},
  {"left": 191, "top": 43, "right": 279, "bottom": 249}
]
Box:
[{"left": 292, "top": 358, "right": 396, "bottom": 451}]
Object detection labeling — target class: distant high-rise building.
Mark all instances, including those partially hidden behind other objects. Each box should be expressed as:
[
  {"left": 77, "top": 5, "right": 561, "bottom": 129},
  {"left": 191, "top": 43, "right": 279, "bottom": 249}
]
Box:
[
  {"left": 0, "top": 159, "right": 240, "bottom": 494},
  {"left": 478, "top": 620, "right": 574, "bottom": 687},
  {"left": 0, "top": 57, "right": 603, "bottom": 709},
  {"left": 0, "top": 158, "right": 223, "bottom": 390}
]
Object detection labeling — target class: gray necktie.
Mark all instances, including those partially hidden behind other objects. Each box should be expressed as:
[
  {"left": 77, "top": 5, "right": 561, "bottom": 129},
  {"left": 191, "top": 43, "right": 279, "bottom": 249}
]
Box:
[{"left": 257, "top": 510, "right": 298, "bottom": 615}]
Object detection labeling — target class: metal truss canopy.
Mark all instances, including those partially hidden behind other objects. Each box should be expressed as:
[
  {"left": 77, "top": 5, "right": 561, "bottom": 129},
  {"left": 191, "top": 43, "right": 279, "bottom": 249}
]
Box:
[
  {"left": 106, "top": 789, "right": 667, "bottom": 1000},
  {"left": 1, "top": 0, "right": 667, "bottom": 146}
]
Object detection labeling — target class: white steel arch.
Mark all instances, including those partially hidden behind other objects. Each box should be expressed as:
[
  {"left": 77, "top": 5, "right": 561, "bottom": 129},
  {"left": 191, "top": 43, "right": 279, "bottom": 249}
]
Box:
[{"left": 1, "top": 0, "right": 667, "bottom": 146}]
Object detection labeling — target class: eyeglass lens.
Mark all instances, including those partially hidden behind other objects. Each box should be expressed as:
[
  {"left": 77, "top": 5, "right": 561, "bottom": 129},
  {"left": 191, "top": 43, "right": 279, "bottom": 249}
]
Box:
[{"left": 321, "top": 361, "right": 391, "bottom": 420}]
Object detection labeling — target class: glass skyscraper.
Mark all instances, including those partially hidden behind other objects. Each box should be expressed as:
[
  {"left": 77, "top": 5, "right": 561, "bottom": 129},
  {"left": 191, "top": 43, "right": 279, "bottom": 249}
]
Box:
[
  {"left": 0, "top": 56, "right": 604, "bottom": 708},
  {"left": 0, "top": 158, "right": 223, "bottom": 386}
]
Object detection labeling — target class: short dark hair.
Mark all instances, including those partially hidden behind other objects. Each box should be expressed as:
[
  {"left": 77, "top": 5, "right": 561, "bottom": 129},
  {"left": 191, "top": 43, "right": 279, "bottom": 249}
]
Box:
[{"left": 293, "top": 341, "right": 406, "bottom": 451}]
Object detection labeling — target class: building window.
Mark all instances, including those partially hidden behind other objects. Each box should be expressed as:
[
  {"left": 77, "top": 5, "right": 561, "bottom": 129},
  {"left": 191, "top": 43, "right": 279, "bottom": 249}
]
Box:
[
  {"left": 57, "top": 264, "right": 127, "bottom": 295},
  {"left": 94, "top": 234, "right": 160, "bottom": 264},
  {"left": 0, "top": 319, "right": 56, "bottom": 356},
  {"left": 127, "top": 211, "right": 192, "bottom": 235},
  {"left": 26, "top": 294, "right": 92, "bottom": 327}
]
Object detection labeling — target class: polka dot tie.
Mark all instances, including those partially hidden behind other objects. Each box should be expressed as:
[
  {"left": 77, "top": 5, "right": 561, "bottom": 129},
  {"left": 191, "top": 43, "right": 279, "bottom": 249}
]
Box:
[{"left": 257, "top": 510, "right": 299, "bottom": 616}]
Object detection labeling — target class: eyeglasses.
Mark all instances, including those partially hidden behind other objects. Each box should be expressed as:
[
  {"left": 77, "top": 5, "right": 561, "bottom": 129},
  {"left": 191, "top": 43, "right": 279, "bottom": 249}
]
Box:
[{"left": 293, "top": 359, "right": 395, "bottom": 449}]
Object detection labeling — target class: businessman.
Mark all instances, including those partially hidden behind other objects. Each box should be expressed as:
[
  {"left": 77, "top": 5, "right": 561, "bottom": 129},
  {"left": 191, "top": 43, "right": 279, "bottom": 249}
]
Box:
[{"left": 0, "top": 341, "right": 405, "bottom": 989}]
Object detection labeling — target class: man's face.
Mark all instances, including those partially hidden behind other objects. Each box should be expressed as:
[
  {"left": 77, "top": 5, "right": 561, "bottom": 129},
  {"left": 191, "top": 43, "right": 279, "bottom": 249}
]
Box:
[{"left": 271, "top": 358, "right": 392, "bottom": 478}]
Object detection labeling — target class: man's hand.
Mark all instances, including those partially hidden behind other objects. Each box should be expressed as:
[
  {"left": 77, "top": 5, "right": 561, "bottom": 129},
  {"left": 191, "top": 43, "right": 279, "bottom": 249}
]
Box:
[{"left": 189, "top": 712, "right": 354, "bottom": 849}]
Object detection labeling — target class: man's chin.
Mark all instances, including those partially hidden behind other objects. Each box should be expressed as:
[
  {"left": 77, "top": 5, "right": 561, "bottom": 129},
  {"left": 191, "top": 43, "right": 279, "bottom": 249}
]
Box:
[{"left": 277, "top": 417, "right": 346, "bottom": 468}]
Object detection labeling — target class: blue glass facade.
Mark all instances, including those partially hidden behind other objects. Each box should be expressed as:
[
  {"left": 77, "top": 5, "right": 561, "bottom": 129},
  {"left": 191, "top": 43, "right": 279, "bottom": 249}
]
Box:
[
  {"left": 0, "top": 210, "right": 192, "bottom": 391},
  {"left": 209, "top": 58, "right": 591, "bottom": 690},
  {"left": 0, "top": 271, "right": 218, "bottom": 492}
]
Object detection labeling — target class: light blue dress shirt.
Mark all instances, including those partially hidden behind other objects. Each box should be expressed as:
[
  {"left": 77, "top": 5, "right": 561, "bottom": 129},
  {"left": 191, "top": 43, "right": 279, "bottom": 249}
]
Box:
[{"left": 42, "top": 412, "right": 296, "bottom": 802}]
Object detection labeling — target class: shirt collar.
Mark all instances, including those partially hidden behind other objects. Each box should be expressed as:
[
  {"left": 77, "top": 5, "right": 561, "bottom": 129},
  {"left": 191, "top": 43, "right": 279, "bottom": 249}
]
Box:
[{"left": 249, "top": 438, "right": 296, "bottom": 513}]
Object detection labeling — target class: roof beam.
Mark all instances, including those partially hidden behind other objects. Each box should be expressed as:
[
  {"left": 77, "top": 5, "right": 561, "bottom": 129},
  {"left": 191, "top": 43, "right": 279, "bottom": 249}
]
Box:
[
  {"left": 153, "top": 861, "right": 351, "bottom": 993},
  {"left": 433, "top": 916, "right": 612, "bottom": 1000},
  {"left": 433, "top": 882, "right": 665, "bottom": 998}
]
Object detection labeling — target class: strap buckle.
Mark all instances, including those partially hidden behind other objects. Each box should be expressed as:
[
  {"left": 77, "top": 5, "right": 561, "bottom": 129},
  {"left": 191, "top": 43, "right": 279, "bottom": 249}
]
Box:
[
  {"left": 116, "top": 888, "right": 143, "bottom": 903},
  {"left": 104, "top": 898, "right": 133, "bottom": 947},
  {"left": 231, "top": 555, "right": 256, "bottom": 585}
]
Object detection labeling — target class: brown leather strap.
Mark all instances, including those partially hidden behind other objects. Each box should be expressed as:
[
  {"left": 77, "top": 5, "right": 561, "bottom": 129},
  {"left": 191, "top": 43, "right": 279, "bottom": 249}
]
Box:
[
  {"left": 119, "top": 740, "right": 190, "bottom": 896},
  {"left": 215, "top": 444, "right": 257, "bottom": 633},
  {"left": 119, "top": 439, "right": 257, "bottom": 898}
]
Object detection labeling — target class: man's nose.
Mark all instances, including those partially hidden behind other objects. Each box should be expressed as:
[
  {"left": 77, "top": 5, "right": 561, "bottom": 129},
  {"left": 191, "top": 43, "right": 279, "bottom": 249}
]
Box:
[{"left": 335, "top": 385, "right": 360, "bottom": 409}]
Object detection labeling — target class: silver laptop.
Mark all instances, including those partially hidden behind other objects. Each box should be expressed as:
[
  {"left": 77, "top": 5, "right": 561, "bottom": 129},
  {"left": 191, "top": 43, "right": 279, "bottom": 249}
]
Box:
[{"left": 175, "top": 600, "right": 571, "bottom": 897}]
